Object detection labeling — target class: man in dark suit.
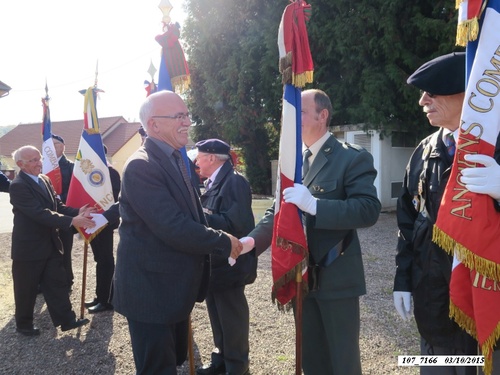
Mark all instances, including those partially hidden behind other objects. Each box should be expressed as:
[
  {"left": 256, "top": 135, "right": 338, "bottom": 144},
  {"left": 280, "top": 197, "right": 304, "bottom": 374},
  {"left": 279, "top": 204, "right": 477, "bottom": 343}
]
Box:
[
  {"left": 52, "top": 134, "right": 76, "bottom": 288},
  {"left": 84, "top": 145, "right": 121, "bottom": 313},
  {"left": 0, "top": 170, "right": 10, "bottom": 192},
  {"left": 246, "top": 89, "right": 381, "bottom": 375},
  {"left": 113, "top": 90, "right": 243, "bottom": 374},
  {"left": 195, "top": 139, "right": 256, "bottom": 375},
  {"left": 9, "top": 145, "right": 93, "bottom": 336}
]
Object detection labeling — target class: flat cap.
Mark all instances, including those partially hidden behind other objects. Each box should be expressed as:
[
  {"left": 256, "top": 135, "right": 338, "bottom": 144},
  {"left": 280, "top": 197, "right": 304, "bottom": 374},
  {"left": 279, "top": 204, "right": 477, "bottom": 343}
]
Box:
[
  {"left": 51, "top": 134, "right": 65, "bottom": 144},
  {"left": 196, "top": 138, "right": 230, "bottom": 154},
  {"left": 407, "top": 52, "right": 465, "bottom": 95}
]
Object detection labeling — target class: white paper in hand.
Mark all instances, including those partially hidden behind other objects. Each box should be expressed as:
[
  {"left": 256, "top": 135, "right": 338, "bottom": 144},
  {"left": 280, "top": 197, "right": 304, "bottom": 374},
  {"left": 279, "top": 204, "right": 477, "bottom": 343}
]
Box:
[{"left": 84, "top": 213, "right": 109, "bottom": 235}]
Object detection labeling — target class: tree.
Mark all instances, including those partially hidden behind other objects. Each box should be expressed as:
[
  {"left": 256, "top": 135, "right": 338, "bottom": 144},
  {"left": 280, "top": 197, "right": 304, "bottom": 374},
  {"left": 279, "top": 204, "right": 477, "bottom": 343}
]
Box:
[
  {"left": 307, "top": 0, "right": 460, "bottom": 140},
  {"left": 184, "top": 0, "right": 286, "bottom": 194},
  {"left": 183, "top": 0, "right": 461, "bottom": 194}
]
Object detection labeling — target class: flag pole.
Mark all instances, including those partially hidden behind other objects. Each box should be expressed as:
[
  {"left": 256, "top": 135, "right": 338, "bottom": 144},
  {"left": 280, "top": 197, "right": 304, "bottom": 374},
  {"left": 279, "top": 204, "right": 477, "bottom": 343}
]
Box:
[
  {"left": 188, "top": 315, "right": 195, "bottom": 374},
  {"left": 80, "top": 241, "right": 89, "bottom": 319},
  {"left": 295, "top": 267, "right": 303, "bottom": 375}
]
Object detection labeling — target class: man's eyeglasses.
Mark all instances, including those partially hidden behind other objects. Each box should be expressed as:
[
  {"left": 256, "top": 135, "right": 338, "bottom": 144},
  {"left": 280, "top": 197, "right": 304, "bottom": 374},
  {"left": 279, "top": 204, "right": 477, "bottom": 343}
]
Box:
[
  {"left": 152, "top": 113, "right": 192, "bottom": 122},
  {"left": 420, "top": 90, "right": 436, "bottom": 98},
  {"left": 22, "top": 157, "right": 43, "bottom": 163}
]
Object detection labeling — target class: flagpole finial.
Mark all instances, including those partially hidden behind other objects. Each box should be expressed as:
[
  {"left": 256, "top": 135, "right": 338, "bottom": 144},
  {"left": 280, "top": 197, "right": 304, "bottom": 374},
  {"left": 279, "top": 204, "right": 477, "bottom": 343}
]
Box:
[
  {"left": 148, "top": 60, "right": 157, "bottom": 82},
  {"left": 94, "top": 60, "right": 99, "bottom": 88},
  {"left": 158, "top": 0, "right": 173, "bottom": 30},
  {"left": 44, "top": 79, "right": 49, "bottom": 100}
]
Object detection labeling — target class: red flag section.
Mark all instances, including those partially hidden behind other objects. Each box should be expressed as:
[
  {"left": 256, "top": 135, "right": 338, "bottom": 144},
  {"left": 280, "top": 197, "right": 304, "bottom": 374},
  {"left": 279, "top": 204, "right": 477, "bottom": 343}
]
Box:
[{"left": 433, "top": 1, "right": 500, "bottom": 373}]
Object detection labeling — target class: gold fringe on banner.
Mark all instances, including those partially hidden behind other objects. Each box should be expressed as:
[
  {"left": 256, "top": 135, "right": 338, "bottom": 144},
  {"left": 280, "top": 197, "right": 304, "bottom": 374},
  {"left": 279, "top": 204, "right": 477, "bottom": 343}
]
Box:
[
  {"left": 271, "top": 236, "right": 309, "bottom": 311},
  {"left": 171, "top": 75, "right": 191, "bottom": 95},
  {"left": 450, "top": 300, "right": 500, "bottom": 375},
  {"left": 293, "top": 71, "right": 314, "bottom": 88},
  {"left": 432, "top": 225, "right": 500, "bottom": 282},
  {"left": 456, "top": 18, "right": 480, "bottom": 46}
]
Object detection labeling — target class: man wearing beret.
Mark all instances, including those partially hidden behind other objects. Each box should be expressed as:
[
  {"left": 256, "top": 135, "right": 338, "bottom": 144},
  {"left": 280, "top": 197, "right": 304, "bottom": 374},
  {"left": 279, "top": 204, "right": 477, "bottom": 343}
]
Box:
[
  {"left": 393, "top": 52, "right": 487, "bottom": 374},
  {"left": 195, "top": 139, "right": 256, "bottom": 375},
  {"left": 52, "top": 134, "right": 76, "bottom": 288}
]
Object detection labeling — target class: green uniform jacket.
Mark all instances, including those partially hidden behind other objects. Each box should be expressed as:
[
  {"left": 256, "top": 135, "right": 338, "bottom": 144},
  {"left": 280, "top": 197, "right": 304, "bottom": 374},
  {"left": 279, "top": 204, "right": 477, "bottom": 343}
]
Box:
[{"left": 250, "top": 134, "right": 381, "bottom": 300}]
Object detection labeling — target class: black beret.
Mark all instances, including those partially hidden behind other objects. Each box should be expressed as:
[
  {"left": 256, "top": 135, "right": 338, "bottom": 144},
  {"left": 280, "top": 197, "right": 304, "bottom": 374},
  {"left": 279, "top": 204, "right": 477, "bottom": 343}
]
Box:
[
  {"left": 51, "top": 134, "right": 64, "bottom": 144},
  {"left": 196, "top": 138, "right": 230, "bottom": 154},
  {"left": 407, "top": 52, "right": 466, "bottom": 95}
]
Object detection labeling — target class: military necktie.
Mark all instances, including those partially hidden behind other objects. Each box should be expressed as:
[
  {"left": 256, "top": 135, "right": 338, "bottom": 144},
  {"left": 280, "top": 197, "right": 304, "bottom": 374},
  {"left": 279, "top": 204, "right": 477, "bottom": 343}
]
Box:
[{"left": 302, "top": 149, "right": 312, "bottom": 178}]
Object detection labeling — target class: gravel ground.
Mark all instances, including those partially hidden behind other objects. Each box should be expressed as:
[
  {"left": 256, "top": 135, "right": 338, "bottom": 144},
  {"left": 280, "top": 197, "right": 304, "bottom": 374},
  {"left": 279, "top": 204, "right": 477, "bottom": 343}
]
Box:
[{"left": 0, "top": 211, "right": 421, "bottom": 374}]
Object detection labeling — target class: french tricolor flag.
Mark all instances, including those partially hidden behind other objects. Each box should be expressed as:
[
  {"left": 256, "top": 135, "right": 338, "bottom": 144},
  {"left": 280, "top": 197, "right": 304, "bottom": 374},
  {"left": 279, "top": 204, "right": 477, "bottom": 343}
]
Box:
[
  {"left": 66, "top": 87, "right": 114, "bottom": 242},
  {"left": 41, "top": 95, "right": 62, "bottom": 195}
]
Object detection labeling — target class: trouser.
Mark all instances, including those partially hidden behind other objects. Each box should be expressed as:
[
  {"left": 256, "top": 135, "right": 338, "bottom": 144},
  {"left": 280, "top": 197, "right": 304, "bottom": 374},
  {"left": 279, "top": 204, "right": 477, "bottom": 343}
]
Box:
[
  {"left": 420, "top": 338, "right": 478, "bottom": 375},
  {"left": 89, "top": 226, "right": 115, "bottom": 303},
  {"left": 127, "top": 318, "right": 188, "bottom": 375},
  {"left": 298, "top": 295, "right": 362, "bottom": 375},
  {"left": 205, "top": 285, "right": 249, "bottom": 374},
  {"left": 59, "top": 228, "right": 74, "bottom": 287},
  {"left": 13, "top": 251, "right": 75, "bottom": 328}
]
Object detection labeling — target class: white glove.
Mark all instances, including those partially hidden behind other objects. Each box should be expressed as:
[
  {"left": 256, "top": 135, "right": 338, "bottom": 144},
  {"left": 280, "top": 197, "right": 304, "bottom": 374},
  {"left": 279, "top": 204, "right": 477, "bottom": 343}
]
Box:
[
  {"left": 228, "top": 237, "right": 255, "bottom": 266},
  {"left": 283, "top": 183, "right": 317, "bottom": 215},
  {"left": 84, "top": 213, "right": 108, "bottom": 235},
  {"left": 393, "top": 291, "right": 412, "bottom": 320},
  {"left": 461, "top": 154, "right": 500, "bottom": 200}
]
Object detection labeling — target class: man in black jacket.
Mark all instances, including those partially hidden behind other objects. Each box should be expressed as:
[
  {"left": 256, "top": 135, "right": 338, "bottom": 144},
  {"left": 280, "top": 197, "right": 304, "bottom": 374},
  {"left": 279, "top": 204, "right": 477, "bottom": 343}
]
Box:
[
  {"left": 0, "top": 171, "right": 11, "bottom": 192},
  {"left": 52, "top": 134, "right": 76, "bottom": 288},
  {"left": 84, "top": 145, "right": 121, "bottom": 313},
  {"left": 393, "top": 52, "right": 480, "bottom": 375},
  {"left": 195, "top": 139, "right": 256, "bottom": 375}
]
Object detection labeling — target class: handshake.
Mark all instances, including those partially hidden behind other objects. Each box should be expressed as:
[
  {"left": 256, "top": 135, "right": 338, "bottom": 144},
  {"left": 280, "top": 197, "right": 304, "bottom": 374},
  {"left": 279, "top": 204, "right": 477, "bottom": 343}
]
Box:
[{"left": 227, "top": 236, "right": 255, "bottom": 266}]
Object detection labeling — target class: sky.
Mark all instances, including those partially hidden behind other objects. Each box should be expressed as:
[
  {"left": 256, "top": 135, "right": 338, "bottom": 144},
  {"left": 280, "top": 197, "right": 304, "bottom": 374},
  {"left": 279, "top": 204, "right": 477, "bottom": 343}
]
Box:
[{"left": 0, "top": 0, "right": 187, "bottom": 127}]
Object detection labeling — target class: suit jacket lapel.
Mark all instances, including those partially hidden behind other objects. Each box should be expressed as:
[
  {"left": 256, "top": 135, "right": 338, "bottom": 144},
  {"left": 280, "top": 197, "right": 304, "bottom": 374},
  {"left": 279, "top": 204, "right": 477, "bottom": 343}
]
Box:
[
  {"left": 20, "top": 172, "right": 54, "bottom": 206},
  {"left": 146, "top": 139, "right": 204, "bottom": 223}
]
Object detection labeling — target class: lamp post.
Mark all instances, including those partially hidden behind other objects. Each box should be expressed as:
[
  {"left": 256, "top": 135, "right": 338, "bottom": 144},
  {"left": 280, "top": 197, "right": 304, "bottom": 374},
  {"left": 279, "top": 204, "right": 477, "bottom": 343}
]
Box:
[{"left": 0, "top": 81, "right": 11, "bottom": 98}]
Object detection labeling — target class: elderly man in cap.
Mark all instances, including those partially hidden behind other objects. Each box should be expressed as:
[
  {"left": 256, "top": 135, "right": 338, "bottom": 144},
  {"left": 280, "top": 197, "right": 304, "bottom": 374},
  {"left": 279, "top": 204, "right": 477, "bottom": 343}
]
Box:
[
  {"left": 195, "top": 139, "right": 256, "bottom": 375},
  {"left": 52, "top": 134, "right": 76, "bottom": 288},
  {"left": 393, "top": 52, "right": 482, "bottom": 374}
]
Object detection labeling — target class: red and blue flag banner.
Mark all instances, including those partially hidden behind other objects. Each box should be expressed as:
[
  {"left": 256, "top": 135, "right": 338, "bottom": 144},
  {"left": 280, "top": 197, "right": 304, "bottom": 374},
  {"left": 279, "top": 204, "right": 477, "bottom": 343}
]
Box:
[
  {"left": 66, "top": 87, "right": 114, "bottom": 242},
  {"left": 41, "top": 94, "right": 62, "bottom": 195},
  {"left": 155, "top": 22, "right": 190, "bottom": 93},
  {"left": 154, "top": 21, "right": 192, "bottom": 175},
  {"left": 433, "top": 0, "right": 500, "bottom": 373},
  {"left": 272, "top": 0, "right": 313, "bottom": 308}
]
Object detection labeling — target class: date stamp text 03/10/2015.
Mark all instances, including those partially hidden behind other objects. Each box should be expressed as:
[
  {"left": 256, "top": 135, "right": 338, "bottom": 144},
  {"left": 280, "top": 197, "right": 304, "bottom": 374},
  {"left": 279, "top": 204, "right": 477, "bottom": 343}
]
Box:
[{"left": 398, "top": 356, "right": 485, "bottom": 366}]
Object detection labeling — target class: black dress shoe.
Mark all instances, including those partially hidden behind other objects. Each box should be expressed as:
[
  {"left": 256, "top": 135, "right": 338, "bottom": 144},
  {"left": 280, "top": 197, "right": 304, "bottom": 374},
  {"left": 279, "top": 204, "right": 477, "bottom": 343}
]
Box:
[
  {"left": 16, "top": 326, "right": 40, "bottom": 336},
  {"left": 88, "top": 302, "right": 113, "bottom": 314},
  {"left": 225, "top": 370, "right": 250, "bottom": 375},
  {"left": 61, "top": 318, "right": 90, "bottom": 332},
  {"left": 196, "top": 362, "right": 226, "bottom": 375},
  {"left": 84, "top": 298, "right": 98, "bottom": 308}
]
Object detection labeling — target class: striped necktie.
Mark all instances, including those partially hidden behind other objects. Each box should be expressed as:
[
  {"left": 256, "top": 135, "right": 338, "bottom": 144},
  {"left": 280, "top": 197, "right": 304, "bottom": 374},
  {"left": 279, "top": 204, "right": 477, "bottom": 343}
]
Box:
[{"left": 173, "top": 150, "right": 200, "bottom": 220}]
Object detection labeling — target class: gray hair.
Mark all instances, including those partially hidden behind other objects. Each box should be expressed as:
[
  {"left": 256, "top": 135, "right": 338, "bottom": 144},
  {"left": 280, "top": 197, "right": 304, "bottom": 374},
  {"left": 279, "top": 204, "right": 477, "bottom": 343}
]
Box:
[
  {"left": 213, "top": 153, "right": 231, "bottom": 162},
  {"left": 12, "top": 145, "right": 39, "bottom": 162},
  {"left": 139, "top": 96, "right": 155, "bottom": 134}
]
